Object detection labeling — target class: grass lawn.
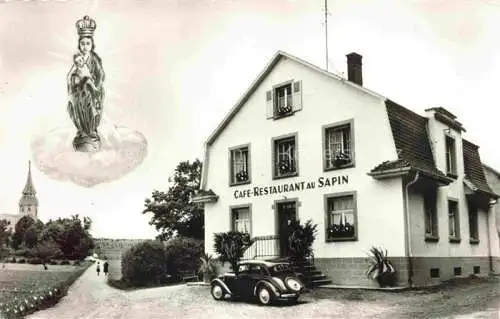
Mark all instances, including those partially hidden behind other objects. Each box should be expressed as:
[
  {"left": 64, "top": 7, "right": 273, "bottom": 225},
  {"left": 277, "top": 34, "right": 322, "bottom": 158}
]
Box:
[
  {"left": 309, "top": 276, "right": 500, "bottom": 318},
  {"left": 0, "top": 262, "right": 90, "bottom": 318}
]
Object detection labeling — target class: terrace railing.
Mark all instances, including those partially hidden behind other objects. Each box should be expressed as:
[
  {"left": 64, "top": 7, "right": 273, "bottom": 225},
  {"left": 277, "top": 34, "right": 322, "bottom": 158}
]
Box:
[{"left": 242, "top": 235, "right": 280, "bottom": 260}]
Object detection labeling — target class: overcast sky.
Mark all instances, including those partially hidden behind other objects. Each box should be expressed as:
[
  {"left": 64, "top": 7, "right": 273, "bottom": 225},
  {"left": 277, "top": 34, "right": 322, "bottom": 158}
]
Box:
[{"left": 0, "top": 0, "right": 499, "bottom": 238}]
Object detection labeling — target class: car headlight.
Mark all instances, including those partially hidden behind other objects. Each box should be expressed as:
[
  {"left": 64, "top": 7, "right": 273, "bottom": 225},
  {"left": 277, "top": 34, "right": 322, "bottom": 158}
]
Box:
[
  {"left": 271, "top": 277, "right": 287, "bottom": 291},
  {"left": 285, "top": 278, "right": 301, "bottom": 292}
]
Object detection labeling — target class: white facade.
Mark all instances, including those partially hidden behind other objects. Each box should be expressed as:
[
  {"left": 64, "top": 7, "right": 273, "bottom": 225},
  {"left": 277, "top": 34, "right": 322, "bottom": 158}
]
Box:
[
  {"left": 203, "top": 55, "right": 406, "bottom": 259},
  {"left": 198, "top": 51, "right": 500, "bottom": 286}
]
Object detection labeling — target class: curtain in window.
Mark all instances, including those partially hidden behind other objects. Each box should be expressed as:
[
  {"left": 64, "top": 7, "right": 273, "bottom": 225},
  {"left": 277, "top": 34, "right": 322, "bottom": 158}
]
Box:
[{"left": 233, "top": 208, "right": 250, "bottom": 234}]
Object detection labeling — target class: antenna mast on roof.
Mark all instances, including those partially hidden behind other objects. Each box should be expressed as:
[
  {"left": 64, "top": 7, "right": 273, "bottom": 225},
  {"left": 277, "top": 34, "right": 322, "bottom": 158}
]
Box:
[{"left": 324, "top": 0, "right": 329, "bottom": 71}]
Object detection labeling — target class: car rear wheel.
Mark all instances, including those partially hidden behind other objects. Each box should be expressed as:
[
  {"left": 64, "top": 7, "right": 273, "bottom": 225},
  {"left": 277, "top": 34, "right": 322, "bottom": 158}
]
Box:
[
  {"left": 211, "top": 284, "right": 224, "bottom": 301},
  {"left": 257, "top": 287, "right": 273, "bottom": 306}
]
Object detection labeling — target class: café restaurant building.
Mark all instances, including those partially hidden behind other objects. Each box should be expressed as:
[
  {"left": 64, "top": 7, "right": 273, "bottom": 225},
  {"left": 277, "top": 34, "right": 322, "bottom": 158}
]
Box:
[{"left": 194, "top": 50, "right": 500, "bottom": 287}]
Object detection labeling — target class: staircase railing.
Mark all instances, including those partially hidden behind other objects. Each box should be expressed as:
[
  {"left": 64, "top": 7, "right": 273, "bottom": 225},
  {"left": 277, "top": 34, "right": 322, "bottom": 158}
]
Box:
[{"left": 242, "top": 235, "right": 280, "bottom": 260}]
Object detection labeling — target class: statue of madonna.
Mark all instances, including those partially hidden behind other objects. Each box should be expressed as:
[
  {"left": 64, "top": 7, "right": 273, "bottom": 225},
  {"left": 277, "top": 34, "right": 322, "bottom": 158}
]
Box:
[{"left": 67, "top": 16, "right": 105, "bottom": 152}]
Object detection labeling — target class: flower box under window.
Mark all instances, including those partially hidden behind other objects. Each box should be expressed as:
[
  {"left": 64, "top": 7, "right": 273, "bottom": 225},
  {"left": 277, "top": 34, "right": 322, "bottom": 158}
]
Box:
[
  {"left": 235, "top": 170, "right": 249, "bottom": 182},
  {"left": 327, "top": 224, "right": 355, "bottom": 239}
]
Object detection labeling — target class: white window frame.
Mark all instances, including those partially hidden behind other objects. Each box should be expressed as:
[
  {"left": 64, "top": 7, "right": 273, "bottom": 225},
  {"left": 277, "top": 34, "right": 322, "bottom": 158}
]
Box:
[
  {"left": 445, "top": 135, "right": 457, "bottom": 177},
  {"left": 424, "top": 189, "right": 439, "bottom": 241},
  {"left": 231, "top": 205, "right": 252, "bottom": 236},
  {"left": 272, "top": 133, "right": 298, "bottom": 179},
  {"left": 324, "top": 191, "right": 358, "bottom": 242},
  {"left": 448, "top": 199, "right": 461, "bottom": 242},
  {"left": 229, "top": 144, "right": 251, "bottom": 186},
  {"left": 323, "top": 120, "right": 355, "bottom": 171}
]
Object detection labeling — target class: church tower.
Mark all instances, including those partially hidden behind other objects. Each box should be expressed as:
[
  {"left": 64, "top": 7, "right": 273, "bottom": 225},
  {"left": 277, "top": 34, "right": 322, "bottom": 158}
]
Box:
[{"left": 19, "top": 160, "right": 38, "bottom": 219}]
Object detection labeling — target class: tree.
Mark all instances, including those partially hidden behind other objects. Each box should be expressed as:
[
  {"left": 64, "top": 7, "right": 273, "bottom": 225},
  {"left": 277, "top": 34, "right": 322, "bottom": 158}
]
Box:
[
  {"left": 11, "top": 215, "right": 36, "bottom": 249},
  {"left": 213, "top": 231, "right": 253, "bottom": 275},
  {"left": 0, "top": 219, "right": 11, "bottom": 264},
  {"left": 143, "top": 159, "right": 204, "bottom": 241},
  {"left": 23, "top": 220, "right": 44, "bottom": 248},
  {"left": 34, "top": 240, "right": 61, "bottom": 270}
]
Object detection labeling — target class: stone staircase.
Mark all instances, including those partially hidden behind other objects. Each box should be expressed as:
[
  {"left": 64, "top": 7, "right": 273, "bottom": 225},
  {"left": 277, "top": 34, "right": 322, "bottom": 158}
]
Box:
[{"left": 267, "top": 258, "right": 332, "bottom": 288}]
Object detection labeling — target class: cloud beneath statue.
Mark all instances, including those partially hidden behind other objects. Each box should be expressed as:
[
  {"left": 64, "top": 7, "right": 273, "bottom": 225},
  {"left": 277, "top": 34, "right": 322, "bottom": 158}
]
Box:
[{"left": 31, "top": 123, "right": 148, "bottom": 187}]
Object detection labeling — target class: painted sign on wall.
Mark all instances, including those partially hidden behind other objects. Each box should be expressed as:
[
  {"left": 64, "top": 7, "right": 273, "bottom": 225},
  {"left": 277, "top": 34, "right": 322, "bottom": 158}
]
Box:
[{"left": 233, "top": 175, "right": 349, "bottom": 199}]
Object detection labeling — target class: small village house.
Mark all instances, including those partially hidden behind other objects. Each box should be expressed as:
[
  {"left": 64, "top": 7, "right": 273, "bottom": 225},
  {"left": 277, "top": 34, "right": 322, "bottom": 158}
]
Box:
[{"left": 194, "top": 50, "right": 500, "bottom": 288}]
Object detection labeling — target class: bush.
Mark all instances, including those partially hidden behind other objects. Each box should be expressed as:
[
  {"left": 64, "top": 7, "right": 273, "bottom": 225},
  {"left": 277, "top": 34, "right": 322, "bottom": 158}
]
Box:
[
  {"left": 60, "top": 259, "right": 70, "bottom": 265},
  {"left": 164, "top": 236, "right": 204, "bottom": 280},
  {"left": 28, "top": 257, "right": 43, "bottom": 265},
  {"left": 17, "top": 258, "right": 26, "bottom": 264},
  {"left": 121, "top": 240, "right": 169, "bottom": 287},
  {"left": 49, "top": 260, "right": 58, "bottom": 265}
]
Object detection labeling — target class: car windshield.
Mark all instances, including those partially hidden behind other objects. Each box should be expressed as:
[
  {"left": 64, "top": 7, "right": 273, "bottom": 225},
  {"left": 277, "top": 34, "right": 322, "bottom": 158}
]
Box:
[{"left": 269, "top": 263, "right": 294, "bottom": 276}]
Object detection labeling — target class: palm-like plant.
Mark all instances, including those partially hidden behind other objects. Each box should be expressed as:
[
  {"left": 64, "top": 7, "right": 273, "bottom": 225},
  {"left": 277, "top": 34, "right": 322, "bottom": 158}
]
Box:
[
  {"left": 198, "top": 253, "right": 218, "bottom": 283},
  {"left": 365, "top": 246, "right": 396, "bottom": 287},
  {"left": 213, "top": 231, "right": 253, "bottom": 275},
  {"left": 288, "top": 219, "right": 318, "bottom": 267}
]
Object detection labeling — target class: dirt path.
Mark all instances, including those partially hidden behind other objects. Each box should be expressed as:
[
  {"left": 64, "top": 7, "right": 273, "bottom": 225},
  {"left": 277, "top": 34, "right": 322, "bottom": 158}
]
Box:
[
  {"left": 27, "top": 262, "right": 130, "bottom": 319},
  {"left": 25, "top": 263, "right": 500, "bottom": 319}
]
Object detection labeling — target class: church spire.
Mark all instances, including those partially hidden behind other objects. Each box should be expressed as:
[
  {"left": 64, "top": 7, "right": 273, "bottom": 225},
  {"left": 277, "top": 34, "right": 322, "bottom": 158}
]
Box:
[
  {"left": 22, "top": 160, "right": 36, "bottom": 195},
  {"left": 19, "top": 160, "right": 38, "bottom": 218}
]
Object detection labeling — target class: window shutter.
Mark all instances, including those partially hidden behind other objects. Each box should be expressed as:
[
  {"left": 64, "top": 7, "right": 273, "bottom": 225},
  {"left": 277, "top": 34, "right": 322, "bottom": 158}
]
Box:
[
  {"left": 266, "top": 90, "right": 274, "bottom": 119},
  {"left": 292, "top": 80, "right": 302, "bottom": 111}
]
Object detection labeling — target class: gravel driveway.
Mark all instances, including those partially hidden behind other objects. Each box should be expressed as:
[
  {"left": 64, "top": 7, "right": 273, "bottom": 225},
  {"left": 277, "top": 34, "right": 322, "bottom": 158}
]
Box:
[{"left": 26, "top": 265, "right": 500, "bottom": 319}]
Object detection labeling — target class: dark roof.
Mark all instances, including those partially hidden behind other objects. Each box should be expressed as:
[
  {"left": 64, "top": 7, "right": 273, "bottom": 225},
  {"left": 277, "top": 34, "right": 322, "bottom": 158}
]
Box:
[
  {"left": 463, "top": 139, "right": 498, "bottom": 198},
  {"left": 370, "top": 100, "right": 449, "bottom": 182}
]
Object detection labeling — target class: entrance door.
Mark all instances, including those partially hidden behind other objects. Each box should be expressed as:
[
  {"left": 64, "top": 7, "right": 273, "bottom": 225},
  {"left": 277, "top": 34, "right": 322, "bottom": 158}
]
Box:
[{"left": 277, "top": 201, "right": 297, "bottom": 257}]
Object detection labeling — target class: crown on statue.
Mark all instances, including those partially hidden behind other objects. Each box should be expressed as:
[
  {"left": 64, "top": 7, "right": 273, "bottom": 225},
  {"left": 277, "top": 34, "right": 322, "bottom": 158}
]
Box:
[{"left": 75, "top": 15, "right": 96, "bottom": 37}]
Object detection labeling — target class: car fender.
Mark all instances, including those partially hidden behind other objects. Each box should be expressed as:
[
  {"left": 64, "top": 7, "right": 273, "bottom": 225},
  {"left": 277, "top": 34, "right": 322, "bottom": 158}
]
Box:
[
  {"left": 254, "top": 280, "right": 279, "bottom": 297},
  {"left": 211, "top": 278, "right": 232, "bottom": 295}
]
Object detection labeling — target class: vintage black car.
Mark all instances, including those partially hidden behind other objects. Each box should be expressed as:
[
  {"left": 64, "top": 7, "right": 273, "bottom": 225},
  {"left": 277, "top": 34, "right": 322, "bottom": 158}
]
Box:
[{"left": 210, "top": 260, "right": 306, "bottom": 305}]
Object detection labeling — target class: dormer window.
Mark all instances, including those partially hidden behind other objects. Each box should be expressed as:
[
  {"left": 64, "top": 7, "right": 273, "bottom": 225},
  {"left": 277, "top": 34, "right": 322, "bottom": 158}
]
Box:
[
  {"left": 266, "top": 80, "right": 302, "bottom": 119},
  {"left": 445, "top": 135, "right": 457, "bottom": 177}
]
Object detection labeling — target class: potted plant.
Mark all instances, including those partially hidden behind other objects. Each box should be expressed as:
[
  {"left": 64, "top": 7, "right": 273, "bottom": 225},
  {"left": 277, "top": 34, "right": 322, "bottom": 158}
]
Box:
[
  {"left": 365, "top": 246, "right": 396, "bottom": 287},
  {"left": 198, "top": 253, "right": 218, "bottom": 283},
  {"left": 288, "top": 219, "right": 318, "bottom": 274},
  {"left": 333, "top": 152, "right": 351, "bottom": 167},
  {"left": 236, "top": 170, "right": 248, "bottom": 182},
  {"left": 278, "top": 160, "right": 293, "bottom": 174},
  {"left": 277, "top": 105, "right": 292, "bottom": 115}
]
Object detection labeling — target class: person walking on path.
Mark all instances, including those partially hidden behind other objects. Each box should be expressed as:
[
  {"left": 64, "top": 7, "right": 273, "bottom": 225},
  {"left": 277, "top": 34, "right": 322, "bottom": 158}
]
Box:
[
  {"left": 96, "top": 261, "right": 101, "bottom": 276},
  {"left": 103, "top": 260, "right": 109, "bottom": 277}
]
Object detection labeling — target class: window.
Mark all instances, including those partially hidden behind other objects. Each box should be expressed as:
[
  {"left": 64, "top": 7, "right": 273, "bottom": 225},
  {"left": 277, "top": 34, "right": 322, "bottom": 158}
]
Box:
[
  {"left": 424, "top": 189, "right": 438, "bottom": 240},
  {"left": 266, "top": 81, "right": 302, "bottom": 119},
  {"left": 448, "top": 200, "right": 460, "bottom": 242},
  {"left": 453, "top": 267, "right": 462, "bottom": 276},
  {"left": 445, "top": 136, "right": 457, "bottom": 177},
  {"left": 430, "top": 268, "right": 440, "bottom": 278},
  {"left": 275, "top": 83, "right": 292, "bottom": 116},
  {"left": 473, "top": 266, "right": 480, "bottom": 274},
  {"left": 468, "top": 201, "right": 479, "bottom": 243},
  {"left": 230, "top": 146, "right": 250, "bottom": 185},
  {"left": 325, "top": 193, "right": 357, "bottom": 241},
  {"left": 231, "top": 206, "right": 251, "bottom": 235},
  {"left": 324, "top": 122, "right": 353, "bottom": 170},
  {"left": 273, "top": 135, "right": 297, "bottom": 178}
]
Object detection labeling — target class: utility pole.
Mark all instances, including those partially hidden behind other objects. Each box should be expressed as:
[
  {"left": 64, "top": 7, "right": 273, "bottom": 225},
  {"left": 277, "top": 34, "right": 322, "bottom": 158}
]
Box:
[{"left": 324, "top": 0, "right": 329, "bottom": 71}]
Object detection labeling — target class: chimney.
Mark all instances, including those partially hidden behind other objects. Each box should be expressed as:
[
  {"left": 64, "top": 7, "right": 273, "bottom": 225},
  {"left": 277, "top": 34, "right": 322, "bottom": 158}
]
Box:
[{"left": 346, "top": 52, "right": 363, "bottom": 86}]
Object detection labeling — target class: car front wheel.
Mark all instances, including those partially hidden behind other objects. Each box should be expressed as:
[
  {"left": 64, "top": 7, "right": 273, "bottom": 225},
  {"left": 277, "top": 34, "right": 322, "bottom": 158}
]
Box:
[
  {"left": 211, "top": 283, "right": 224, "bottom": 301},
  {"left": 257, "top": 286, "right": 273, "bottom": 306}
]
